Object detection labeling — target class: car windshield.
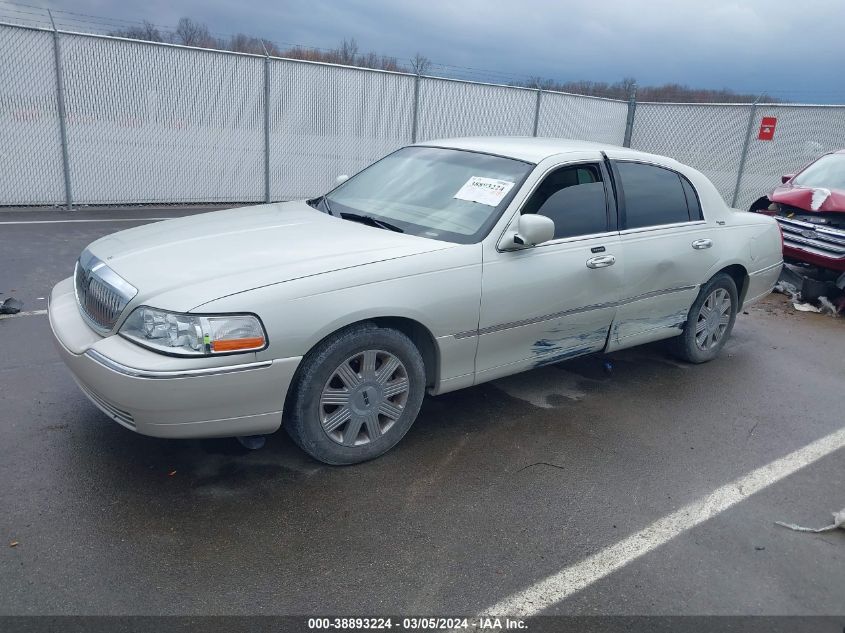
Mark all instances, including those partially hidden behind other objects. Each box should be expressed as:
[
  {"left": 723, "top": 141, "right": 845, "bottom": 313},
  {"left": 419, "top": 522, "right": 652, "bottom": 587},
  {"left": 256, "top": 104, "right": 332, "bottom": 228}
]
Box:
[
  {"left": 792, "top": 153, "right": 845, "bottom": 190},
  {"left": 323, "top": 146, "right": 533, "bottom": 243}
]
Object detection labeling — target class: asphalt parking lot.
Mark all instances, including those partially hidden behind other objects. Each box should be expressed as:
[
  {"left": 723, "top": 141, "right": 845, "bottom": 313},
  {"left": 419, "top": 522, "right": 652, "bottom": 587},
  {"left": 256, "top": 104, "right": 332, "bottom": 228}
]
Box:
[{"left": 1, "top": 207, "right": 843, "bottom": 619}]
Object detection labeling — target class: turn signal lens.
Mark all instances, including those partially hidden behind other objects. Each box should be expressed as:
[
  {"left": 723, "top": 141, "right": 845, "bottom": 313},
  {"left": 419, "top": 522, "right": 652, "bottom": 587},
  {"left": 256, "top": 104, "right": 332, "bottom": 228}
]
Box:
[
  {"left": 211, "top": 337, "right": 266, "bottom": 352},
  {"left": 120, "top": 307, "right": 267, "bottom": 356}
]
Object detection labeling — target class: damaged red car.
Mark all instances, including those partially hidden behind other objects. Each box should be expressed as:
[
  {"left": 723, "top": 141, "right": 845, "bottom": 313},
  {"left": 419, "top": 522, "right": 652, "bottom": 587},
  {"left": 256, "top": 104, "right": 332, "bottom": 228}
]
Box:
[{"left": 749, "top": 150, "right": 845, "bottom": 272}]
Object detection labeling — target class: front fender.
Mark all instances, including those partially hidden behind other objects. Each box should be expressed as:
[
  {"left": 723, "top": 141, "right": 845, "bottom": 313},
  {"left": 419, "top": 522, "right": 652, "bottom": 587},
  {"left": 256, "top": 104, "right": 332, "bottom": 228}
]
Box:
[{"left": 195, "top": 245, "right": 483, "bottom": 382}]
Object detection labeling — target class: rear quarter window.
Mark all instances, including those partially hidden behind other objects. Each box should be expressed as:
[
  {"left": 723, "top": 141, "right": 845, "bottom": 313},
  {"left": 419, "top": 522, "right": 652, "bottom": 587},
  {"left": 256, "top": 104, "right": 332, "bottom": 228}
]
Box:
[{"left": 680, "top": 175, "right": 703, "bottom": 220}]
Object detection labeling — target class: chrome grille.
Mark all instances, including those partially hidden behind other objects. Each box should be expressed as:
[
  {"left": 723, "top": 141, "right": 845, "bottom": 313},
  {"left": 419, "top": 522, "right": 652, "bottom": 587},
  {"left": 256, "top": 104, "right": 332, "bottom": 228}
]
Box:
[
  {"left": 74, "top": 250, "right": 137, "bottom": 333},
  {"left": 776, "top": 216, "right": 845, "bottom": 261}
]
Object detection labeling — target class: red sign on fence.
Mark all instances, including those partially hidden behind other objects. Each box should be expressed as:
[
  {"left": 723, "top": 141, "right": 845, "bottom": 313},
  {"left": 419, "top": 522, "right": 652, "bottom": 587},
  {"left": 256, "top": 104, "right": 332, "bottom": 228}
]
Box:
[{"left": 758, "top": 117, "right": 777, "bottom": 141}]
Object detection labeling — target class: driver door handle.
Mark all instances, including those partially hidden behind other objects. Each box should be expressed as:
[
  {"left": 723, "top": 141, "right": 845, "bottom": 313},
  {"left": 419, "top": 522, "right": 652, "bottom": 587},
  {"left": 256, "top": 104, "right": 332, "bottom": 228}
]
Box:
[
  {"left": 586, "top": 254, "right": 616, "bottom": 269},
  {"left": 692, "top": 238, "right": 713, "bottom": 250}
]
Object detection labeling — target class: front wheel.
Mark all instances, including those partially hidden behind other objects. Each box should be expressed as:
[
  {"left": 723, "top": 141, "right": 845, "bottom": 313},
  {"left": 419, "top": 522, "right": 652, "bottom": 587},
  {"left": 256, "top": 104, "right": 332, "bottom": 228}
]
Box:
[
  {"left": 671, "top": 273, "right": 738, "bottom": 363},
  {"left": 284, "top": 323, "right": 426, "bottom": 465}
]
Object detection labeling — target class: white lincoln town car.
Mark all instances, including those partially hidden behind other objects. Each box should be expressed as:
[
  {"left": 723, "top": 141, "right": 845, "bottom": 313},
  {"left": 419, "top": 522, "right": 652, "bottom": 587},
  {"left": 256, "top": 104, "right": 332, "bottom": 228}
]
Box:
[{"left": 50, "top": 138, "right": 782, "bottom": 464}]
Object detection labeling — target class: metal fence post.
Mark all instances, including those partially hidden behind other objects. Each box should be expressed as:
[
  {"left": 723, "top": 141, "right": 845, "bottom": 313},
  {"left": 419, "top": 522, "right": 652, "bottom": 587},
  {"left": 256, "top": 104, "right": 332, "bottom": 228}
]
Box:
[
  {"left": 532, "top": 88, "right": 542, "bottom": 137},
  {"left": 261, "top": 43, "right": 271, "bottom": 203},
  {"left": 623, "top": 82, "right": 637, "bottom": 148},
  {"left": 411, "top": 72, "right": 421, "bottom": 143},
  {"left": 48, "top": 11, "right": 72, "bottom": 210},
  {"left": 731, "top": 99, "right": 759, "bottom": 208}
]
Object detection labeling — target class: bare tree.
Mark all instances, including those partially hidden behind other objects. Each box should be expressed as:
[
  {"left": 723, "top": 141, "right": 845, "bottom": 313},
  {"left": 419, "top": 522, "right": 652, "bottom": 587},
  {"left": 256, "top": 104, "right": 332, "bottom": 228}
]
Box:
[
  {"left": 174, "top": 17, "right": 218, "bottom": 48},
  {"left": 620, "top": 77, "right": 637, "bottom": 100},
  {"left": 526, "top": 75, "right": 556, "bottom": 90},
  {"left": 410, "top": 53, "right": 431, "bottom": 75},
  {"left": 229, "top": 33, "right": 281, "bottom": 56},
  {"left": 104, "top": 15, "right": 774, "bottom": 103},
  {"left": 108, "top": 21, "right": 164, "bottom": 42},
  {"left": 334, "top": 38, "right": 359, "bottom": 65}
]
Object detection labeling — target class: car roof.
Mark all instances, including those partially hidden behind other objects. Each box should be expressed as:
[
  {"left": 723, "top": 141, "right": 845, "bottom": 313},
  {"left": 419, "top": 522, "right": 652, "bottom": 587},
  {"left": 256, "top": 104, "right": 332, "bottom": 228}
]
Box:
[{"left": 414, "top": 136, "right": 668, "bottom": 164}]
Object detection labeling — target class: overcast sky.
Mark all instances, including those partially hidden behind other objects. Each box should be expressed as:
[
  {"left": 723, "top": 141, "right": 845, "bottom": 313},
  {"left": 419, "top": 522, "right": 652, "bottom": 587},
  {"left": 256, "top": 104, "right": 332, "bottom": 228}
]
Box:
[{"left": 39, "top": 0, "right": 845, "bottom": 102}]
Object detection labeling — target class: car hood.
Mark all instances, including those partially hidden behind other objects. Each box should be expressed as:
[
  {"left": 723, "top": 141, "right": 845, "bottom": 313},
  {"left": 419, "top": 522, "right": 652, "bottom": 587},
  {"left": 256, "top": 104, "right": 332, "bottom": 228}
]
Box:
[
  {"left": 769, "top": 184, "right": 845, "bottom": 213},
  {"left": 87, "top": 201, "right": 455, "bottom": 312}
]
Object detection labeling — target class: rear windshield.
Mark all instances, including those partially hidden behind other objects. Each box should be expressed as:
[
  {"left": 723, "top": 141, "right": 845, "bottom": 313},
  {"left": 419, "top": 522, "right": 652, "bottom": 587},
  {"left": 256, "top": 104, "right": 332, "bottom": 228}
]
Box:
[{"left": 792, "top": 153, "right": 845, "bottom": 189}]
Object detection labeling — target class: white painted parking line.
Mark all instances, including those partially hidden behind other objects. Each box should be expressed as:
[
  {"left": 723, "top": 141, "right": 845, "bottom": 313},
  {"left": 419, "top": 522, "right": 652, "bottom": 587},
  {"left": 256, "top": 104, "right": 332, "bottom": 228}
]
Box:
[
  {"left": 482, "top": 425, "right": 845, "bottom": 617},
  {"left": 0, "top": 309, "right": 48, "bottom": 319},
  {"left": 0, "top": 218, "right": 174, "bottom": 225}
]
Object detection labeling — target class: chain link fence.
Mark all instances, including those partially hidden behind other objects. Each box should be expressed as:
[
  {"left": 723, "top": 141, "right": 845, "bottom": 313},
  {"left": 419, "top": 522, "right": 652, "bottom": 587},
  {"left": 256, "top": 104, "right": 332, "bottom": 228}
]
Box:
[
  {"left": 3, "top": 21, "right": 845, "bottom": 209},
  {"left": 269, "top": 61, "right": 414, "bottom": 201},
  {"left": 0, "top": 23, "right": 64, "bottom": 205},
  {"left": 538, "top": 91, "right": 628, "bottom": 145},
  {"left": 629, "top": 103, "right": 751, "bottom": 205}
]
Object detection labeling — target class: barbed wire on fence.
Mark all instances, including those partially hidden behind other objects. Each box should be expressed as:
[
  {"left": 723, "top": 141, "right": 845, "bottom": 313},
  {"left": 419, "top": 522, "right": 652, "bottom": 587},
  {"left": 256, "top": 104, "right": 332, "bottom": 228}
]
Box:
[
  {"left": 6, "top": 0, "right": 845, "bottom": 102},
  {"left": 2, "top": 6, "right": 845, "bottom": 210}
]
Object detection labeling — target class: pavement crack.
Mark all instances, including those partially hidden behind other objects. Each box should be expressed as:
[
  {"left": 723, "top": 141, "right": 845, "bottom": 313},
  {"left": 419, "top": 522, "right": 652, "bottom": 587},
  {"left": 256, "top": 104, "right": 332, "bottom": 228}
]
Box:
[
  {"left": 747, "top": 420, "right": 760, "bottom": 439},
  {"left": 516, "top": 461, "right": 566, "bottom": 473}
]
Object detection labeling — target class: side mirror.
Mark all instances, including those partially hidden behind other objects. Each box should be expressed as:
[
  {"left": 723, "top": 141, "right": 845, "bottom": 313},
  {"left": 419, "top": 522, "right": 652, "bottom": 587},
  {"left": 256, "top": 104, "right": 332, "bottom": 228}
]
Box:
[
  {"left": 781, "top": 174, "right": 794, "bottom": 184},
  {"left": 507, "top": 214, "right": 555, "bottom": 248},
  {"left": 336, "top": 174, "right": 349, "bottom": 185}
]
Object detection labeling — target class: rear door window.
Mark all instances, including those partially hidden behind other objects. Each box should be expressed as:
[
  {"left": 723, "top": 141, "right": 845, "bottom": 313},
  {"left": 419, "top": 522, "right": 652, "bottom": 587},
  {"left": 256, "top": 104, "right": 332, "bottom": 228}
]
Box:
[{"left": 616, "top": 162, "right": 695, "bottom": 229}]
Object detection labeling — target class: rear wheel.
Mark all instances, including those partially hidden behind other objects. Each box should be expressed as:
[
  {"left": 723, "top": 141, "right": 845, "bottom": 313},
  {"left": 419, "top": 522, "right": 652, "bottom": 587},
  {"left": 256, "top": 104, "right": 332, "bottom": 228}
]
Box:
[
  {"left": 671, "top": 273, "right": 738, "bottom": 363},
  {"left": 284, "top": 323, "right": 426, "bottom": 465}
]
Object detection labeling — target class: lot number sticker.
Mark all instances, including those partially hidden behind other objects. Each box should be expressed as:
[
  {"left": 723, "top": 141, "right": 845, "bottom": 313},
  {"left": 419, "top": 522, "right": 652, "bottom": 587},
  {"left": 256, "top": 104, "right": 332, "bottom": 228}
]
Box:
[{"left": 454, "top": 176, "right": 515, "bottom": 206}]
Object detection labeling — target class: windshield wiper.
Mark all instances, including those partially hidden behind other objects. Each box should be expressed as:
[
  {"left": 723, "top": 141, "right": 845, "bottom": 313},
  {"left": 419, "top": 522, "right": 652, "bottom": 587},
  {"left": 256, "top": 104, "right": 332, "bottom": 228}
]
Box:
[{"left": 340, "top": 212, "right": 404, "bottom": 233}]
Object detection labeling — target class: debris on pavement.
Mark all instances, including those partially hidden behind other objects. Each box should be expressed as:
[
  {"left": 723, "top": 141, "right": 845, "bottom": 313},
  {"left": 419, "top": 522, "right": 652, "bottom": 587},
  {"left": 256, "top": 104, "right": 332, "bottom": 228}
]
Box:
[
  {"left": 773, "top": 264, "right": 844, "bottom": 316},
  {"left": 0, "top": 297, "right": 23, "bottom": 314},
  {"left": 773, "top": 280, "right": 799, "bottom": 301},
  {"left": 776, "top": 508, "right": 845, "bottom": 533},
  {"left": 818, "top": 296, "right": 839, "bottom": 316},
  {"left": 9, "top": 541, "right": 19, "bottom": 547}
]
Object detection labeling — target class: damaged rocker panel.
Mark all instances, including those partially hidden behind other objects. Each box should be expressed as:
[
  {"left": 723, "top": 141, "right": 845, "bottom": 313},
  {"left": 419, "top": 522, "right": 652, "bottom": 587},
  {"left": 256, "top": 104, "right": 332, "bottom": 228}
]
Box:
[
  {"left": 531, "top": 326, "right": 610, "bottom": 367},
  {"left": 453, "top": 285, "right": 697, "bottom": 339}
]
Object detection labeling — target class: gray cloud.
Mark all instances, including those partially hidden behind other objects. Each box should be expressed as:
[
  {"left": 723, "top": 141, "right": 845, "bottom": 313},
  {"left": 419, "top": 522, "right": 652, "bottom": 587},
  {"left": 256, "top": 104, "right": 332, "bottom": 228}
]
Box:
[{"left": 42, "top": 0, "right": 845, "bottom": 102}]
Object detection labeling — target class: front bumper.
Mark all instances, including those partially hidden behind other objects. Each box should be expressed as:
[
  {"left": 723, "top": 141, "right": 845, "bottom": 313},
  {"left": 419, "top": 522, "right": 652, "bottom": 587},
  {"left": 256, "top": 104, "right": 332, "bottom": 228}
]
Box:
[{"left": 49, "top": 277, "right": 301, "bottom": 438}]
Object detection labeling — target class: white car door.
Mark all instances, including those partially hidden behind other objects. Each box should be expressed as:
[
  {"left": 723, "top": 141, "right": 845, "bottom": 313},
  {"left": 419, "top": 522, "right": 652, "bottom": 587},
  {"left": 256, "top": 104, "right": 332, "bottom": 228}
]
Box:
[
  {"left": 606, "top": 158, "right": 719, "bottom": 350},
  {"left": 473, "top": 157, "right": 623, "bottom": 384}
]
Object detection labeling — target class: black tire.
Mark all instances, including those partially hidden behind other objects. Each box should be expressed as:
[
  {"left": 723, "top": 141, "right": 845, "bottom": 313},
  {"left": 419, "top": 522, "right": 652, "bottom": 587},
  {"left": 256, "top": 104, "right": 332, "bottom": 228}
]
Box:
[
  {"left": 283, "top": 322, "right": 426, "bottom": 465},
  {"left": 748, "top": 196, "right": 771, "bottom": 213},
  {"left": 670, "top": 273, "right": 738, "bottom": 364}
]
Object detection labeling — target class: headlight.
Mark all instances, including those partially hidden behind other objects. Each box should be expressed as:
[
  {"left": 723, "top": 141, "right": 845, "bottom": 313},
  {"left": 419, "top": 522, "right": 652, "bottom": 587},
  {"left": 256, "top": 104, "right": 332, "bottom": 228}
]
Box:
[{"left": 119, "top": 307, "right": 267, "bottom": 356}]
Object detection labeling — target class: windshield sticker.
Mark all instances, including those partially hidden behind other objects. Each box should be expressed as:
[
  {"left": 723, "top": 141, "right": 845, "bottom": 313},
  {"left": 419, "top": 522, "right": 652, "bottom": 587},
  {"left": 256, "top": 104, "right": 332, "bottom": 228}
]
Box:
[{"left": 453, "top": 176, "right": 515, "bottom": 206}]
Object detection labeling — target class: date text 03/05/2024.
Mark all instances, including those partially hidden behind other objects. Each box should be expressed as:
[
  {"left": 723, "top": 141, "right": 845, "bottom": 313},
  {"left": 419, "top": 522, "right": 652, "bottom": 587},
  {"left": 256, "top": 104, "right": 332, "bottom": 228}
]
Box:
[{"left": 306, "top": 617, "right": 527, "bottom": 630}]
